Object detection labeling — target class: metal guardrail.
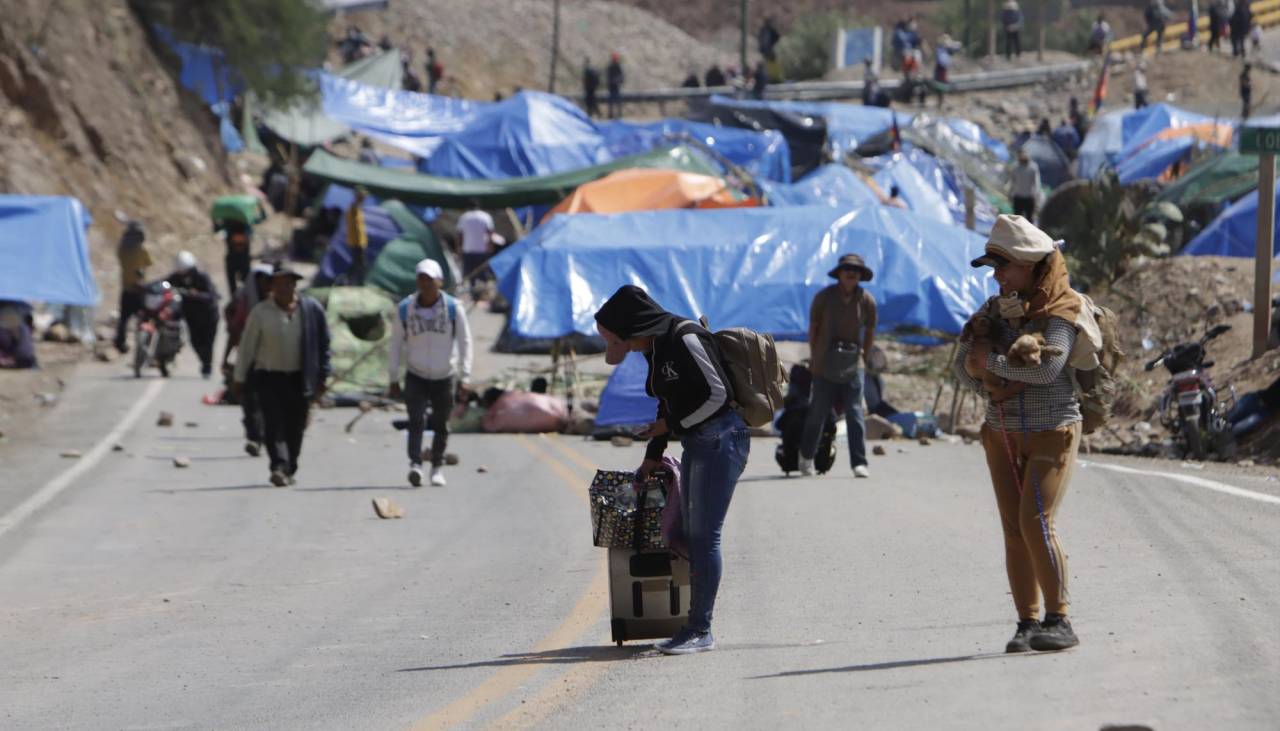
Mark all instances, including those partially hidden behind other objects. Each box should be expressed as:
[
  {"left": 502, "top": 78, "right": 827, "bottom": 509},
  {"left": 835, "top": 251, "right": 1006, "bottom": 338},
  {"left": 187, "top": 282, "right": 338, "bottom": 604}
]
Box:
[
  {"left": 568, "top": 61, "right": 1091, "bottom": 107},
  {"left": 1109, "top": 0, "right": 1280, "bottom": 54}
]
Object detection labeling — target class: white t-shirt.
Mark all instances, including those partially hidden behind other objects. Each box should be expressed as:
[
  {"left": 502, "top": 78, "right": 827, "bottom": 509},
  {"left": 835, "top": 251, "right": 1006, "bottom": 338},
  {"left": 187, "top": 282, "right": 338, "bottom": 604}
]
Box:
[{"left": 457, "top": 210, "right": 495, "bottom": 254}]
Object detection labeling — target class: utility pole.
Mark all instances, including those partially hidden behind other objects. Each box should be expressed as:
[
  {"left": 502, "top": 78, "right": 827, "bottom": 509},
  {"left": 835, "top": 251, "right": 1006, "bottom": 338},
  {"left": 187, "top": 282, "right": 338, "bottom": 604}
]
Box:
[
  {"left": 549, "top": 0, "right": 561, "bottom": 93},
  {"left": 1037, "top": 0, "right": 1045, "bottom": 61},
  {"left": 964, "top": 0, "right": 972, "bottom": 50},
  {"left": 740, "top": 0, "right": 749, "bottom": 86},
  {"left": 987, "top": 0, "right": 996, "bottom": 60}
]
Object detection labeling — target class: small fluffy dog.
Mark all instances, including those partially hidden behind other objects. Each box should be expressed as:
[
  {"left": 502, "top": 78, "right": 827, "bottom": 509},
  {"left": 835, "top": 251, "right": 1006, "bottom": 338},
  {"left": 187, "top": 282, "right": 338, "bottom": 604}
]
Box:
[
  {"left": 962, "top": 311, "right": 1026, "bottom": 402},
  {"left": 1006, "top": 333, "right": 1065, "bottom": 368}
]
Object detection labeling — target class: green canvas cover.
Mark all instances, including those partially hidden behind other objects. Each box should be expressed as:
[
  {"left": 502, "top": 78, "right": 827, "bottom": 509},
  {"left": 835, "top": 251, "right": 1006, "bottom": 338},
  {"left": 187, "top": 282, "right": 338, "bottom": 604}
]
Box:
[
  {"left": 301, "top": 145, "right": 723, "bottom": 208},
  {"left": 306, "top": 285, "right": 396, "bottom": 395},
  {"left": 1157, "top": 152, "right": 1259, "bottom": 210},
  {"left": 209, "top": 195, "right": 263, "bottom": 226},
  {"left": 373, "top": 200, "right": 456, "bottom": 293}
]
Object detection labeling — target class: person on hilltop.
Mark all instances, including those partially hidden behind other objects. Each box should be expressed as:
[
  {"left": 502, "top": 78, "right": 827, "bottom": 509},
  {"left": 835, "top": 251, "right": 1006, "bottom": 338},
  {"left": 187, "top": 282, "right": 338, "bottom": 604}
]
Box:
[
  {"left": 606, "top": 53, "right": 625, "bottom": 119},
  {"left": 114, "top": 220, "right": 153, "bottom": 354},
  {"left": 758, "top": 17, "right": 781, "bottom": 61},
  {"left": 425, "top": 47, "right": 444, "bottom": 94},
  {"left": 168, "top": 250, "right": 220, "bottom": 379},
  {"left": 1133, "top": 60, "right": 1149, "bottom": 109},
  {"left": 953, "top": 214, "right": 1087, "bottom": 654},
  {"left": 232, "top": 264, "right": 331, "bottom": 488},
  {"left": 798, "top": 254, "right": 878, "bottom": 479},
  {"left": 388, "top": 259, "right": 473, "bottom": 488},
  {"left": 582, "top": 57, "right": 601, "bottom": 118},
  {"left": 704, "top": 63, "right": 726, "bottom": 88},
  {"left": 595, "top": 285, "right": 750, "bottom": 655},
  {"left": 1141, "top": 0, "right": 1172, "bottom": 53},
  {"left": 1231, "top": 0, "right": 1253, "bottom": 58},
  {"left": 681, "top": 68, "right": 701, "bottom": 88},
  {"left": 1088, "top": 14, "right": 1112, "bottom": 54},
  {"left": 1002, "top": 0, "right": 1024, "bottom": 60}
]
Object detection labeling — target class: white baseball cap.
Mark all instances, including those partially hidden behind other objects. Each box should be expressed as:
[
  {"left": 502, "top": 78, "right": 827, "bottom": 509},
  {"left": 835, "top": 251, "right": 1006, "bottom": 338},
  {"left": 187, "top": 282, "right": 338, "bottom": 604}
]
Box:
[
  {"left": 175, "top": 250, "right": 198, "bottom": 271},
  {"left": 971, "top": 214, "right": 1058, "bottom": 268},
  {"left": 415, "top": 258, "right": 444, "bottom": 280}
]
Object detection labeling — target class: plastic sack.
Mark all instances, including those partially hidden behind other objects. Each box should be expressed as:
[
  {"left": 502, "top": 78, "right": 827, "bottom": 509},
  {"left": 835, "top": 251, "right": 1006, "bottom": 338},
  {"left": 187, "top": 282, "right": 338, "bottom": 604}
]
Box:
[{"left": 481, "top": 391, "right": 569, "bottom": 433}]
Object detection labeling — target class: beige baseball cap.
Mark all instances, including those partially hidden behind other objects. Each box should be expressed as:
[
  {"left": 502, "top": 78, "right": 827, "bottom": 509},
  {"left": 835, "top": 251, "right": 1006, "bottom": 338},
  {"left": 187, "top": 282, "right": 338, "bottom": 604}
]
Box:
[{"left": 970, "top": 214, "right": 1057, "bottom": 268}]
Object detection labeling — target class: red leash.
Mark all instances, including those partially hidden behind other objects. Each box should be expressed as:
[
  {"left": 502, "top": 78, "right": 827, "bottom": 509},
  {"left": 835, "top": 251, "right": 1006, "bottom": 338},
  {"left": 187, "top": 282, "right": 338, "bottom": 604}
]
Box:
[{"left": 996, "top": 401, "right": 1024, "bottom": 496}]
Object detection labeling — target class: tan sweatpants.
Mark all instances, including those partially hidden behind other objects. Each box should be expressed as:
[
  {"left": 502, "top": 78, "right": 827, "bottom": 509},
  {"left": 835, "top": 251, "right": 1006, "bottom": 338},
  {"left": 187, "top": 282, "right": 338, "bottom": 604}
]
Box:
[{"left": 980, "top": 421, "right": 1080, "bottom": 619}]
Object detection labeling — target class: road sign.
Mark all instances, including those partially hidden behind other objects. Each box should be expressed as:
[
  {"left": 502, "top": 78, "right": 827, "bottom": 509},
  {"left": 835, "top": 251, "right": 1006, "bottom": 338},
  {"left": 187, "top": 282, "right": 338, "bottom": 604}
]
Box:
[{"left": 1240, "top": 126, "right": 1280, "bottom": 154}]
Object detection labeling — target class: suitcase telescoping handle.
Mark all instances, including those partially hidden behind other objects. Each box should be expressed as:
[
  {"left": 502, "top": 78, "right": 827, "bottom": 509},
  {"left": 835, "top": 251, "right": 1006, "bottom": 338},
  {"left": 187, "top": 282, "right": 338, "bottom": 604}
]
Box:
[{"left": 632, "top": 469, "right": 668, "bottom": 552}]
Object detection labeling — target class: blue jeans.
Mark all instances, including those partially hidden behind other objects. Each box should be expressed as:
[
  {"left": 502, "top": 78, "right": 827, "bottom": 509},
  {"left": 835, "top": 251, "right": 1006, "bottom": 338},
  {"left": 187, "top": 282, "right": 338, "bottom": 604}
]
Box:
[
  {"left": 679, "top": 409, "right": 750, "bottom": 633},
  {"left": 800, "top": 371, "right": 867, "bottom": 469}
]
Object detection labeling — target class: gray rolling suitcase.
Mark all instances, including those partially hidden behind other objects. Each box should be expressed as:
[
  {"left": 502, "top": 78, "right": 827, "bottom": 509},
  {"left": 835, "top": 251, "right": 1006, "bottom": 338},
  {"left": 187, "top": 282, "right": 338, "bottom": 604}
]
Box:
[{"left": 608, "top": 547, "right": 690, "bottom": 646}]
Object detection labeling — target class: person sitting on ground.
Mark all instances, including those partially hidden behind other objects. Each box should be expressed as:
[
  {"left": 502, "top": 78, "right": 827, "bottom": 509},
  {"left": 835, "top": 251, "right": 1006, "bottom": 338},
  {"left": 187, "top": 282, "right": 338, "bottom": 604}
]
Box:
[
  {"left": 681, "top": 69, "right": 701, "bottom": 88},
  {"left": 595, "top": 285, "right": 750, "bottom": 655},
  {"left": 953, "top": 214, "right": 1086, "bottom": 655},
  {"left": 168, "top": 251, "right": 220, "bottom": 379},
  {"left": 0, "top": 301, "right": 36, "bottom": 369}
]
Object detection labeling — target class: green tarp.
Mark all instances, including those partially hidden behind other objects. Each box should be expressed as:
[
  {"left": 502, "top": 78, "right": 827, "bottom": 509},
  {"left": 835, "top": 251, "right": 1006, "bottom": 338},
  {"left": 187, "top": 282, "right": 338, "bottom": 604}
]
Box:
[
  {"left": 1157, "top": 152, "right": 1259, "bottom": 211},
  {"left": 247, "top": 50, "right": 404, "bottom": 150},
  {"left": 209, "top": 195, "right": 264, "bottom": 226},
  {"left": 302, "top": 145, "right": 722, "bottom": 208},
  {"left": 372, "top": 199, "right": 456, "bottom": 294},
  {"left": 307, "top": 285, "right": 395, "bottom": 395}
]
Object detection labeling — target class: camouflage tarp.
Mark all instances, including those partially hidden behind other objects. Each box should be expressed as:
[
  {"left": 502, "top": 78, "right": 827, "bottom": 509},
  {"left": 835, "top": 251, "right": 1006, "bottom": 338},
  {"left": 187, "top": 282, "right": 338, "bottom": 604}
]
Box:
[{"left": 307, "top": 286, "right": 396, "bottom": 396}]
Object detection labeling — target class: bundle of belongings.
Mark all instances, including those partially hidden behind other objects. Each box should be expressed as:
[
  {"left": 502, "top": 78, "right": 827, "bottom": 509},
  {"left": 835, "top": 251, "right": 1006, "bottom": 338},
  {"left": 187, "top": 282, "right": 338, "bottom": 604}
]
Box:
[
  {"left": 588, "top": 457, "right": 685, "bottom": 555},
  {"left": 0, "top": 301, "right": 36, "bottom": 369}
]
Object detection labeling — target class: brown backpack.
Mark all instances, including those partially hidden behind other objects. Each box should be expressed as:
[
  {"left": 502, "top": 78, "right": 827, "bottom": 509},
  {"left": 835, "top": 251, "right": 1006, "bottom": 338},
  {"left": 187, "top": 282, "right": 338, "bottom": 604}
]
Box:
[{"left": 687, "top": 317, "right": 788, "bottom": 428}]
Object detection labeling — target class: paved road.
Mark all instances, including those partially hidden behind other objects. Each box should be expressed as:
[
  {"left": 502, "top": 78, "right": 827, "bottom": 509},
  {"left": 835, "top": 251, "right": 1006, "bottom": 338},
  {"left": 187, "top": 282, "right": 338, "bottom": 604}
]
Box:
[{"left": 2, "top": 347, "right": 1278, "bottom": 730}]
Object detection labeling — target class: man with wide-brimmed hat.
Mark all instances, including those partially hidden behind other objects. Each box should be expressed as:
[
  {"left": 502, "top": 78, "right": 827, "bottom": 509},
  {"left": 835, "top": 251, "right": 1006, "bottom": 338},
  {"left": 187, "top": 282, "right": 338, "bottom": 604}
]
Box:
[
  {"left": 233, "top": 263, "right": 331, "bottom": 487},
  {"left": 799, "top": 253, "right": 879, "bottom": 478}
]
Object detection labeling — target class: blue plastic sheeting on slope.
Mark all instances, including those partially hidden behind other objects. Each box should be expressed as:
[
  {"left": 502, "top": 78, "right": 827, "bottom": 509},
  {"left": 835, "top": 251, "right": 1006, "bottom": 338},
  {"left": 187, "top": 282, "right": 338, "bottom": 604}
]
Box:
[
  {"left": 594, "top": 351, "right": 658, "bottom": 427},
  {"left": 708, "top": 95, "right": 911, "bottom": 159},
  {"left": 761, "top": 164, "right": 880, "bottom": 208},
  {"left": 1182, "top": 187, "right": 1280, "bottom": 257},
  {"left": 153, "top": 27, "right": 242, "bottom": 106},
  {"left": 599, "top": 119, "right": 792, "bottom": 183},
  {"left": 489, "top": 205, "right": 996, "bottom": 340},
  {"left": 0, "top": 196, "right": 98, "bottom": 306},
  {"left": 1078, "top": 104, "right": 1214, "bottom": 179},
  {"left": 1116, "top": 136, "right": 1196, "bottom": 184},
  {"left": 868, "top": 149, "right": 996, "bottom": 234},
  {"left": 873, "top": 155, "right": 954, "bottom": 226},
  {"left": 419, "top": 92, "right": 611, "bottom": 179},
  {"left": 943, "top": 118, "right": 1010, "bottom": 162},
  {"left": 318, "top": 72, "right": 483, "bottom": 157},
  {"left": 315, "top": 203, "right": 402, "bottom": 285}
]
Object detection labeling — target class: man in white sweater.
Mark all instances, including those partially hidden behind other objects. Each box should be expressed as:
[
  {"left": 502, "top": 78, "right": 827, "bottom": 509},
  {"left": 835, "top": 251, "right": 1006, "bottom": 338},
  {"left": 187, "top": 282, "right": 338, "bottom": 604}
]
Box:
[{"left": 388, "top": 259, "right": 473, "bottom": 486}]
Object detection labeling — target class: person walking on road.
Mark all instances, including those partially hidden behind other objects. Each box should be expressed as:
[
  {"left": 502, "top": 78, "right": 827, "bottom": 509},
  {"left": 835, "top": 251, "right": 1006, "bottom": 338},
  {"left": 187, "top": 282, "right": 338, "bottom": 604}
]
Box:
[
  {"left": 223, "top": 262, "right": 273, "bottom": 457},
  {"left": 582, "top": 57, "right": 601, "bottom": 118},
  {"left": 595, "top": 285, "right": 749, "bottom": 656},
  {"left": 233, "top": 264, "right": 331, "bottom": 487},
  {"left": 799, "top": 254, "right": 877, "bottom": 479},
  {"left": 606, "top": 53, "right": 625, "bottom": 119},
  {"left": 952, "top": 214, "right": 1085, "bottom": 654},
  {"left": 1009, "top": 149, "right": 1041, "bottom": 221},
  {"left": 1001, "top": 0, "right": 1024, "bottom": 60},
  {"left": 114, "top": 220, "right": 152, "bottom": 353},
  {"left": 168, "top": 250, "right": 220, "bottom": 378},
  {"left": 388, "top": 259, "right": 473, "bottom": 488},
  {"left": 345, "top": 187, "right": 369, "bottom": 286},
  {"left": 1230, "top": 1, "right": 1252, "bottom": 57},
  {"left": 457, "top": 201, "right": 495, "bottom": 293}
]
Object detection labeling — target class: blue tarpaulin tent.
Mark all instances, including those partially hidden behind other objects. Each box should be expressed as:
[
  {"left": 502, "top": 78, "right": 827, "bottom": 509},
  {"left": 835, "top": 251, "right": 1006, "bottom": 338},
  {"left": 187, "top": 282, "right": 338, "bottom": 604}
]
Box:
[
  {"left": 488, "top": 205, "right": 996, "bottom": 340},
  {"left": 1078, "top": 103, "right": 1215, "bottom": 179},
  {"left": 862, "top": 147, "right": 998, "bottom": 234},
  {"left": 319, "top": 73, "right": 482, "bottom": 157},
  {"left": 599, "top": 119, "right": 792, "bottom": 183},
  {"left": 873, "top": 155, "right": 955, "bottom": 227},
  {"left": 593, "top": 351, "right": 657, "bottom": 428},
  {"left": 0, "top": 196, "right": 98, "bottom": 306},
  {"left": 1181, "top": 187, "right": 1280, "bottom": 257},
  {"left": 760, "top": 164, "right": 879, "bottom": 208},
  {"left": 707, "top": 95, "right": 906, "bottom": 158}
]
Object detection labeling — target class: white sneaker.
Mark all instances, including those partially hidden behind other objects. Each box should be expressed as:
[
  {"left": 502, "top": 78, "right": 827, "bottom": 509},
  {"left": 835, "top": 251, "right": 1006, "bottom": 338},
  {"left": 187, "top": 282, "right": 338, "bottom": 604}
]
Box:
[
  {"left": 854, "top": 465, "right": 870, "bottom": 478},
  {"left": 430, "top": 467, "right": 447, "bottom": 487},
  {"left": 799, "top": 458, "right": 815, "bottom": 476},
  {"left": 408, "top": 464, "right": 423, "bottom": 487}
]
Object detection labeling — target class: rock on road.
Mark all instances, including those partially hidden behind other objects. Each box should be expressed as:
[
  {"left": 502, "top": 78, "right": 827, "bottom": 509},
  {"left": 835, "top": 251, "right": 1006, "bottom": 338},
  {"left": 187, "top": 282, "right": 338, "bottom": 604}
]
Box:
[{"left": 1, "top": 354, "right": 1278, "bottom": 730}]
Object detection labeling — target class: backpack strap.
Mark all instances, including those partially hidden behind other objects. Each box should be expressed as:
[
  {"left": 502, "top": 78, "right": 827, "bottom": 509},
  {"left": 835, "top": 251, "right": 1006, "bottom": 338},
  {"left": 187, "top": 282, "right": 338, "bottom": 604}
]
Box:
[
  {"left": 444, "top": 293, "right": 457, "bottom": 338},
  {"left": 397, "top": 296, "right": 412, "bottom": 341}
]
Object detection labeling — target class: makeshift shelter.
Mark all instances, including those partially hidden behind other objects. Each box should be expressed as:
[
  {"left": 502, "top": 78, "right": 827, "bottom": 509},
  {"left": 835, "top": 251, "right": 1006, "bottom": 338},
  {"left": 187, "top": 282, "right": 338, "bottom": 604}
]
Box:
[
  {"left": 599, "top": 119, "right": 792, "bottom": 183},
  {"left": 1077, "top": 103, "right": 1215, "bottom": 179},
  {"left": 319, "top": 76, "right": 482, "bottom": 157},
  {"left": 0, "top": 196, "right": 98, "bottom": 306},
  {"left": 873, "top": 153, "right": 961, "bottom": 227},
  {"left": 703, "top": 95, "right": 905, "bottom": 161},
  {"left": 543, "top": 169, "right": 746, "bottom": 220},
  {"left": 306, "top": 286, "right": 396, "bottom": 395},
  {"left": 316, "top": 199, "right": 455, "bottom": 295},
  {"left": 1115, "top": 122, "right": 1235, "bottom": 185},
  {"left": 694, "top": 98, "right": 829, "bottom": 178},
  {"left": 1013, "top": 134, "right": 1074, "bottom": 190},
  {"left": 858, "top": 115, "right": 1011, "bottom": 213},
  {"left": 303, "top": 145, "right": 721, "bottom": 209},
  {"left": 1181, "top": 187, "right": 1280, "bottom": 257},
  {"left": 760, "top": 164, "right": 880, "bottom": 208},
  {"left": 488, "top": 205, "right": 996, "bottom": 341},
  {"left": 1157, "top": 152, "right": 1258, "bottom": 212}
]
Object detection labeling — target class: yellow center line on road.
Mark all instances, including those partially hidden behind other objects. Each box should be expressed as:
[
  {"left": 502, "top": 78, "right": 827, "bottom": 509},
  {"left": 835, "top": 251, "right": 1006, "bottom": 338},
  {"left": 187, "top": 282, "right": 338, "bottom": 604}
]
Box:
[{"left": 409, "top": 434, "right": 607, "bottom": 731}]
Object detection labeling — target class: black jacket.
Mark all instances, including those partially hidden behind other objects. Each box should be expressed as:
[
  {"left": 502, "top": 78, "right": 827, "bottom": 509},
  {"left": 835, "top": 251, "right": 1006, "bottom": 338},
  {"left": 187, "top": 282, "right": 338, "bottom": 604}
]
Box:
[
  {"left": 643, "top": 319, "right": 734, "bottom": 460},
  {"left": 298, "top": 295, "right": 332, "bottom": 399}
]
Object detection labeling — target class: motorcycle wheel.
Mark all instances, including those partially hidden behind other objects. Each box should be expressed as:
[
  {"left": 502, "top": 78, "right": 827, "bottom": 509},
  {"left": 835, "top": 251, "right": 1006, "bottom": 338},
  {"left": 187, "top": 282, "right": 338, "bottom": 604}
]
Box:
[
  {"left": 1181, "top": 419, "right": 1205, "bottom": 461},
  {"left": 132, "top": 328, "right": 149, "bottom": 378}
]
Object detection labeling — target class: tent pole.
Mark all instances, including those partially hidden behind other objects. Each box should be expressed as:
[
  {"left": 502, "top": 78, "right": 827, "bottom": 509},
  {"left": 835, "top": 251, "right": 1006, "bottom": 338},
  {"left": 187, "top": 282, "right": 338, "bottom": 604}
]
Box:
[{"left": 548, "top": 0, "right": 561, "bottom": 93}]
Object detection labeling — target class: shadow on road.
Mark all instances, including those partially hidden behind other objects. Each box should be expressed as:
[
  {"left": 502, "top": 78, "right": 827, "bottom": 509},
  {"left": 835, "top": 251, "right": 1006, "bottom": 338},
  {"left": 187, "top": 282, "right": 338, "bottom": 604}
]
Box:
[
  {"left": 398, "top": 644, "right": 645, "bottom": 672},
  {"left": 293, "top": 485, "right": 419, "bottom": 492},
  {"left": 748, "top": 651, "right": 1009, "bottom": 679},
  {"left": 152, "top": 484, "right": 274, "bottom": 493}
]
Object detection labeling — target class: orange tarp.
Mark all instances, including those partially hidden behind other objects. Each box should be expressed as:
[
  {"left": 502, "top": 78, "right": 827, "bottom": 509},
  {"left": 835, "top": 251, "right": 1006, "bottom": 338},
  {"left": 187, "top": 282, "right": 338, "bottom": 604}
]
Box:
[
  {"left": 1150, "top": 122, "right": 1235, "bottom": 148},
  {"left": 542, "top": 168, "right": 753, "bottom": 222}
]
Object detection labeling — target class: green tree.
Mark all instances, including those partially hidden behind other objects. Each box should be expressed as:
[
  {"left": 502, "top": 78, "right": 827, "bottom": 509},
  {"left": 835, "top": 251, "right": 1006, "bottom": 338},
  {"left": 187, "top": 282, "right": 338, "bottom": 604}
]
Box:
[
  {"left": 133, "top": 0, "right": 328, "bottom": 105},
  {"left": 776, "top": 11, "right": 862, "bottom": 82}
]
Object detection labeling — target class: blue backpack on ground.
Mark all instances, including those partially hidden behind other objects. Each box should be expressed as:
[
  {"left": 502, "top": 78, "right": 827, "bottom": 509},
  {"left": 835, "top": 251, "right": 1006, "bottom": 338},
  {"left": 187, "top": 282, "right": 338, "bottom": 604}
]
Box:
[{"left": 398, "top": 293, "right": 457, "bottom": 338}]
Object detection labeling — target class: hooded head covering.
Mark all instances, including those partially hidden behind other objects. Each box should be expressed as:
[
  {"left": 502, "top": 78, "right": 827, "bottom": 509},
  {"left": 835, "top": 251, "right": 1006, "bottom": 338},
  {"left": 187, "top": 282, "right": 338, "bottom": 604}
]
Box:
[
  {"left": 1023, "top": 249, "right": 1081, "bottom": 323},
  {"left": 594, "top": 285, "right": 677, "bottom": 365}
]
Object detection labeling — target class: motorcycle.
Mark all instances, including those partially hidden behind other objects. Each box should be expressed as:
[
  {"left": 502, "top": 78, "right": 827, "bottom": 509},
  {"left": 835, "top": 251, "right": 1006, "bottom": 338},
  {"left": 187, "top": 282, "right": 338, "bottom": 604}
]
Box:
[
  {"left": 132, "top": 280, "right": 185, "bottom": 378},
  {"left": 1144, "top": 324, "right": 1236, "bottom": 461}
]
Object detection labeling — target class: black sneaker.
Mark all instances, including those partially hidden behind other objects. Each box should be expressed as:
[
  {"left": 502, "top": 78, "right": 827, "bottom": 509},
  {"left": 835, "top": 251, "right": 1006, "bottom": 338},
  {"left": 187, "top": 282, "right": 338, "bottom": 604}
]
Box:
[
  {"left": 1029, "top": 614, "right": 1079, "bottom": 651},
  {"left": 269, "top": 470, "right": 288, "bottom": 487},
  {"left": 1005, "top": 619, "right": 1041, "bottom": 653}
]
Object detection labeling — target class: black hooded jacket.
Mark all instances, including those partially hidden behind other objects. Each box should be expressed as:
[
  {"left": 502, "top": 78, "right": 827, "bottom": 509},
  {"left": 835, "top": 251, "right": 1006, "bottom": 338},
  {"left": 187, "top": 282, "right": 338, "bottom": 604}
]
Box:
[{"left": 596, "top": 286, "right": 734, "bottom": 460}]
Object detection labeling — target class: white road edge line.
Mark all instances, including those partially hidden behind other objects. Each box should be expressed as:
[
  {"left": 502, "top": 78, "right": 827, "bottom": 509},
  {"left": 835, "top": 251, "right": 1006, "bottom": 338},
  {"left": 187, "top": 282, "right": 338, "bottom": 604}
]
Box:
[
  {"left": 0, "top": 379, "right": 166, "bottom": 540},
  {"left": 1081, "top": 460, "right": 1280, "bottom": 506}
]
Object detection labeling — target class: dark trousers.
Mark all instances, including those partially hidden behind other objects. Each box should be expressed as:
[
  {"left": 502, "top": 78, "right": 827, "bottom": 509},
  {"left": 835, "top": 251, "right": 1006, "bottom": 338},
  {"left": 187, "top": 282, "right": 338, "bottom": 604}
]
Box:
[
  {"left": 1231, "top": 33, "right": 1245, "bottom": 57},
  {"left": 225, "top": 250, "right": 250, "bottom": 297},
  {"left": 405, "top": 372, "right": 454, "bottom": 467},
  {"left": 255, "top": 370, "right": 309, "bottom": 476},
  {"left": 347, "top": 250, "right": 366, "bottom": 285},
  {"left": 1012, "top": 195, "right": 1036, "bottom": 220},
  {"left": 584, "top": 90, "right": 599, "bottom": 117},
  {"left": 1134, "top": 90, "right": 1148, "bottom": 109},
  {"left": 462, "top": 252, "right": 489, "bottom": 289},
  {"left": 115, "top": 288, "right": 144, "bottom": 350},
  {"left": 1004, "top": 30, "right": 1021, "bottom": 59},
  {"left": 607, "top": 86, "right": 621, "bottom": 119},
  {"left": 800, "top": 372, "right": 867, "bottom": 469},
  {"left": 184, "top": 309, "right": 218, "bottom": 374},
  {"left": 1140, "top": 26, "right": 1165, "bottom": 52},
  {"left": 241, "top": 371, "right": 265, "bottom": 444}
]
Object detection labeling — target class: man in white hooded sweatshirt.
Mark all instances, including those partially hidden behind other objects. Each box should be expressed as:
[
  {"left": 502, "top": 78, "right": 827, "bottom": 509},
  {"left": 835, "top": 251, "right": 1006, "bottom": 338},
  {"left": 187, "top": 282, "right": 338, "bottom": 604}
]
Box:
[{"left": 388, "top": 259, "right": 473, "bottom": 486}]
